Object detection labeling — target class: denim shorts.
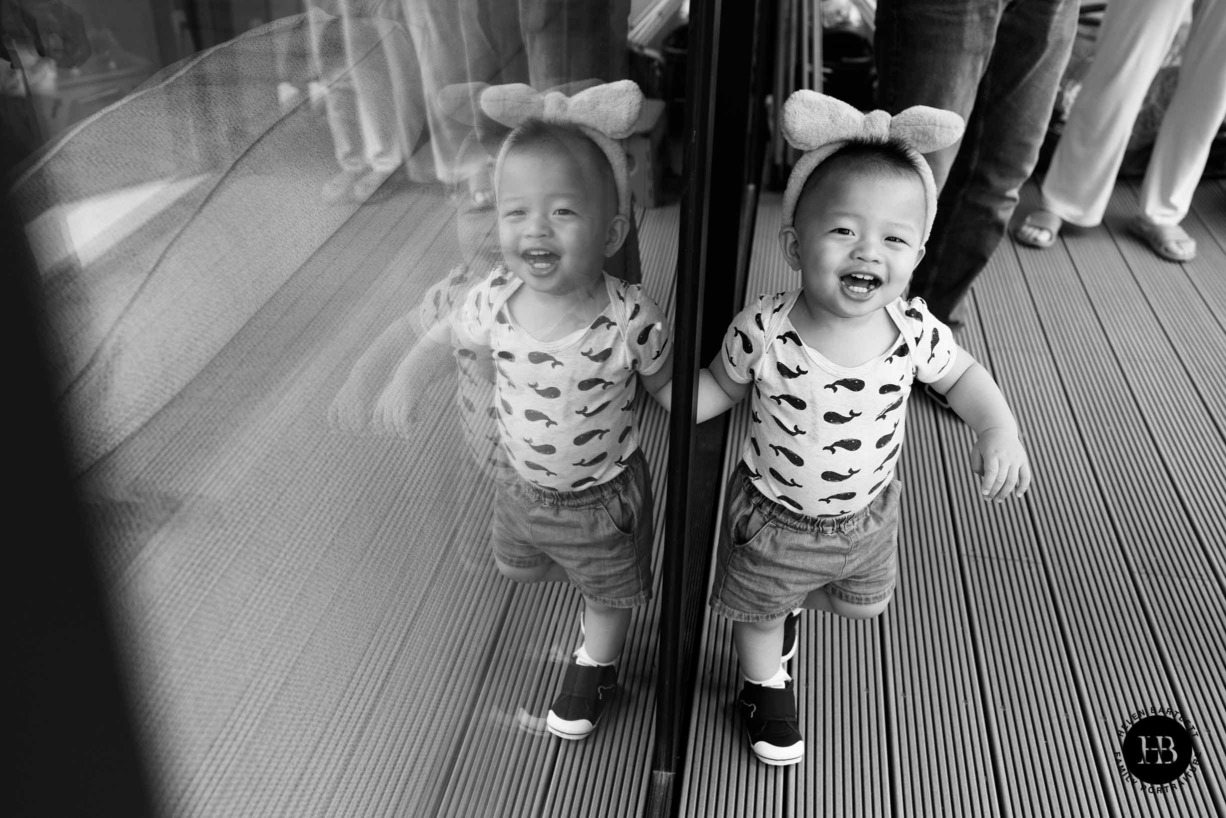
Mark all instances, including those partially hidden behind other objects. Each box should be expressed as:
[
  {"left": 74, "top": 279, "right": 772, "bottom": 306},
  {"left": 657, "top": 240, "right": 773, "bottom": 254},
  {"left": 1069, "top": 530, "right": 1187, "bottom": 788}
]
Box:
[
  {"left": 710, "top": 462, "right": 903, "bottom": 622},
  {"left": 492, "top": 447, "right": 653, "bottom": 608}
]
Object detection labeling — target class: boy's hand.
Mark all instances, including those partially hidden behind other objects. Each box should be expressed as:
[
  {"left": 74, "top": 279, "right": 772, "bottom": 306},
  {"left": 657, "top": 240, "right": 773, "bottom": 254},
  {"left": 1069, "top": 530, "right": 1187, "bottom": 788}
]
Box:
[
  {"left": 367, "top": 336, "right": 456, "bottom": 435},
  {"left": 970, "top": 427, "right": 1031, "bottom": 501},
  {"left": 373, "top": 390, "right": 417, "bottom": 435},
  {"left": 373, "top": 375, "right": 424, "bottom": 436},
  {"left": 329, "top": 375, "right": 377, "bottom": 432}
]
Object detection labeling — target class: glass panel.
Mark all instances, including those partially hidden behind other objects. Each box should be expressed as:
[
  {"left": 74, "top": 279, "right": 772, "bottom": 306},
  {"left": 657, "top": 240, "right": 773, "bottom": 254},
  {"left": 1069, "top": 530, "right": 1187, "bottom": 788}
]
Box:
[{"left": 4, "top": 1, "right": 686, "bottom": 813}]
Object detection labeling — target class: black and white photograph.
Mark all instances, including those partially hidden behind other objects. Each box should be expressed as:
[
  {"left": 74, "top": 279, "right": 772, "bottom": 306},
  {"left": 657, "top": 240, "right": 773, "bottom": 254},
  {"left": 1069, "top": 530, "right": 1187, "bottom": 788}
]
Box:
[{"left": 9, "top": 0, "right": 1225, "bottom": 815}]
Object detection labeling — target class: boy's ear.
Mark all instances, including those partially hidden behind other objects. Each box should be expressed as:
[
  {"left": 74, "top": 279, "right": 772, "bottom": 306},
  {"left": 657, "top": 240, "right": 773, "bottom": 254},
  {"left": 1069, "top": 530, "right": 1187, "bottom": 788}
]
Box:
[
  {"left": 913, "top": 245, "right": 926, "bottom": 269},
  {"left": 779, "top": 227, "right": 803, "bottom": 271},
  {"left": 603, "top": 214, "right": 630, "bottom": 257}
]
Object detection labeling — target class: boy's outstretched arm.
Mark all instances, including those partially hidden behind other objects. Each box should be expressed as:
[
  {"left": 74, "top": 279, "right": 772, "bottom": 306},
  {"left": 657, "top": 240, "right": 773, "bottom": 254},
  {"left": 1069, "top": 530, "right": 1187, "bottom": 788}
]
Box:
[
  {"left": 372, "top": 324, "right": 455, "bottom": 435},
  {"left": 929, "top": 349, "right": 1032, "bottom": 501},
  {"left": 649, "top": 354, "right": 750, "bottom": 423},
  {"left": 330, "top": 312, "right": 422, "bottom": 431}
]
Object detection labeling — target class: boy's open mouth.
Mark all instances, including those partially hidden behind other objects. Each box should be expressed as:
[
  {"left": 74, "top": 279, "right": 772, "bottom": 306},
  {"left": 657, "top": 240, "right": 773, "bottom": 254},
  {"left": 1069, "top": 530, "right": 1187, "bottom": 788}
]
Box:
[
  {"left": 841, "top": 272, "right": 882, "bottom": 294},
  {"left": 522, "top": 249, "right": 560, "bottom": 270}
]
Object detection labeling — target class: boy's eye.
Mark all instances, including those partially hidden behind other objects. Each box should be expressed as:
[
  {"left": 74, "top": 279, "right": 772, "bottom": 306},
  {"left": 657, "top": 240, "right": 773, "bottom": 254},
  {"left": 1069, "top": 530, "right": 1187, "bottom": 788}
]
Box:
[
  {"left": 503, "top": 209, "right": 525, "bottom": 217},
  {"left": 554, "top": 208, "right": 576, "bottom": 216},
  {"left": 886, "top": 236, "right": 909, "bottom": 245},
  {"left": 832, "top": 227, "right": 853, "bottom": 235}
]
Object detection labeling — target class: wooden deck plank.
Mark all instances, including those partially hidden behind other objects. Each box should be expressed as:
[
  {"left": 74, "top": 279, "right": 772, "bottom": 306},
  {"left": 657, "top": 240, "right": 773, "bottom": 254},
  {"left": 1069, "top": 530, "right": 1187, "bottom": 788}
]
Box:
[
  {"left": 992, "top": 183, "right": 1223, "bottom": 816},
  {"left": 924, "top": 292, "right": 1107, "bottom": 818},
  {"left": 886, "top": 399, "right": 1002, "bottom": 818},
  {"left": 1188, "top": 180, "right": 1226, "bottom": 262},
  {"left": 1094, "top": 182, "right": 1226, "bottom": 577}
]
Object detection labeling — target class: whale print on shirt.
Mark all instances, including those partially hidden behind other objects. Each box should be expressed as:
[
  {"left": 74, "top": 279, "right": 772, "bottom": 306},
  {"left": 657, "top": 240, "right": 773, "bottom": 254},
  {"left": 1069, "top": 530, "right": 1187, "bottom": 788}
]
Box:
[
  {"left": 769, "top": 443, "right": 804, "bottom": 467},
  {"left": 582, "top": 347, "right": 614, "bottom": 362},
  {"left": 777, "top": 361, "right": 808, "bottom": 379},
  {"left": 824, "top": 378, "right": 865, "bottom": 392},
  {"left": 718, "top": 290, "right": 957, "bottom": 515},
  {"left": 734, "top": 326, "right": 754, "bottom": 354},
  {"left": 528, "top": 351, "right": 564, "bottom": 368},
  {"left": 770, "top": 393, "right": 808, "bottom": 410},
  {"left": 451, "top": 267, "right": 671, "bottom": 490},
  {"left": 769, "top": 467, "right": 803, "bottom": 487},
  {"left": 777, "top": 330, "right": 803, "bottom": 346}
]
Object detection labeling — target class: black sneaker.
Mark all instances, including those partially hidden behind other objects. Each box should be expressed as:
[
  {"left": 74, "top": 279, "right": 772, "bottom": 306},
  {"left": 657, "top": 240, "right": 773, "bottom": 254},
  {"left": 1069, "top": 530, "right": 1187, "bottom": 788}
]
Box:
[
  {"left": 738, "top": 681, "right": 804, "bottom": 765},
  {"left": 547, "top": 660, "right": 618, "bottom": 740},
  {"left": 781, "top": 609, "right": 801, "bottom": 662}
]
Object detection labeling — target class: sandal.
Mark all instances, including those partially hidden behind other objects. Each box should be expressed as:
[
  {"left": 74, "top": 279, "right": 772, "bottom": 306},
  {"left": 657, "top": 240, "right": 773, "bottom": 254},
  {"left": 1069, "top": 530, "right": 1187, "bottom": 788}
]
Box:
[
  {"left": 1128, "top": 216, "right": 1196, "bottom": 262},
  {"left": 1014, "top": 209, "right": 1062, "bottom": 249}
]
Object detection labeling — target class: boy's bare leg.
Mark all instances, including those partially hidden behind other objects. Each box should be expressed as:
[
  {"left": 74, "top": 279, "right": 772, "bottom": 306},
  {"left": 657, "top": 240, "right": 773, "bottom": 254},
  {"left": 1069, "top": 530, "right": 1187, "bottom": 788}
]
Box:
[
  {"left": 582, "top": 601, "right": 631, "bottom": 664},
  {"left": 494, "top": 557, "right": 570, "bottom": 584},
  {"left": 733, "top": 618, "right": 787, "bottom": 683},
  {"left": 802, "top": 587, "right": 892, "bottom": 619}
]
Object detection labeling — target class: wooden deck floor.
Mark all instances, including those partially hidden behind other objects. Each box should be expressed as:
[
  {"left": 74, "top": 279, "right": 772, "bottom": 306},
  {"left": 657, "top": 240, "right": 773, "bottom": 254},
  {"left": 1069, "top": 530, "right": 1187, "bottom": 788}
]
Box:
[
  {"left": 682, "top": 180, "right": 1226, "bottom": 818},
  {"left": 67, "top": 171, "right": 1226, "bottom": 817}
]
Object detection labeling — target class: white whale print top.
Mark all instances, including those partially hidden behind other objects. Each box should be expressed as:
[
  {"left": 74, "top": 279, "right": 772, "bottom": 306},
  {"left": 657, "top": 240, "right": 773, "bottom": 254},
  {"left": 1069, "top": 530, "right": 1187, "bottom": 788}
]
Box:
[
  {"left": 720, "top": 291, "right": 956, "bottom": 516},
  {"left": 453, "top": 266, "right": 671, "bottom": 491}
]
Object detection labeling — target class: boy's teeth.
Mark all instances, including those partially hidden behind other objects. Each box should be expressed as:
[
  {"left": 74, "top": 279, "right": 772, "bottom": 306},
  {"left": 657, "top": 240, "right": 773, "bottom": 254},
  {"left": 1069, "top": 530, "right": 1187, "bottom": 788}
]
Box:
[
  {"left": 842, "top": 272, "right": 880, "bottom": 293},
  {"left": 523, "top": 250, "right": 557, "bottom": 268}
]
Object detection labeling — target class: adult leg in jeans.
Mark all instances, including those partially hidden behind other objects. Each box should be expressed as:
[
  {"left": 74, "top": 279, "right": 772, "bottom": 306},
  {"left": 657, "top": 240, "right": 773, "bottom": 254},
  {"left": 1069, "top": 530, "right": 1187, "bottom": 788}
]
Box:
[
  {"left": 875, "top": 0, "right": 996, "bottom": 189},
  {"left": 876, "top": 0, "right": 1077, "bottom": 325},
  {"left": 512, "top": 0, "right": 640, "bottom": 283},
  {"left": 517, "top": 0, "right": 629, "bottom": 91}
]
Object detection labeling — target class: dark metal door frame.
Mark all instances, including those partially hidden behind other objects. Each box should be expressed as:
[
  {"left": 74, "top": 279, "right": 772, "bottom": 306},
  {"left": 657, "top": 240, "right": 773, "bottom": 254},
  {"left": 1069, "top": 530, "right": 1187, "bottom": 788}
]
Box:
[{"left": 650, "top": 0, "right": 776, "bottom": 814}]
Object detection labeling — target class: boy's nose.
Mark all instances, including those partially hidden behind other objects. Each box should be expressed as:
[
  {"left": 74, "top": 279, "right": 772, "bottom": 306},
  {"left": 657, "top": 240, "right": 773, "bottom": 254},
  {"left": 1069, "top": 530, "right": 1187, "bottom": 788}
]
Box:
[
  {"left": 853, "top": 240, "right": 882, "bottom": 261},
  {"left": 526, "top": 213, "right": 551, "bottom": 236}
]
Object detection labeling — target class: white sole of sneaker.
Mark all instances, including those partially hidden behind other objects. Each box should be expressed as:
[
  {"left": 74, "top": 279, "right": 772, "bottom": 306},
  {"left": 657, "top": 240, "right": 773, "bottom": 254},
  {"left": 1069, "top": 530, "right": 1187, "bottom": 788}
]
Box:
[
  {"left": 751, "top": 740, "right": 804, "bottom": 766},
  {"left": 546, "top": 712, "right": 596, "bottom": 740}
]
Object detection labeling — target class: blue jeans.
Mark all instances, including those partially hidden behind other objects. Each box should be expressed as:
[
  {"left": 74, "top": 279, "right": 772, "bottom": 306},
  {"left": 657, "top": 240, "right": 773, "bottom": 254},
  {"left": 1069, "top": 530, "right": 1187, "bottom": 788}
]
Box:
[{"left": 875, "top": 0, "right": 1078, "bottom": 324}]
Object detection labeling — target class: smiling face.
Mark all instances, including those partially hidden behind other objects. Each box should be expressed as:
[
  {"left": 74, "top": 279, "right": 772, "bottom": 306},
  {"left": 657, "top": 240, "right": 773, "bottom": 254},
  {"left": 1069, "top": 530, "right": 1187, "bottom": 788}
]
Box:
[
  {"left": 496, "top": 129, "right": 625, "bottom": 298},
  {"left": 781, "top": 159, "right": 927, "bottom": 323}
]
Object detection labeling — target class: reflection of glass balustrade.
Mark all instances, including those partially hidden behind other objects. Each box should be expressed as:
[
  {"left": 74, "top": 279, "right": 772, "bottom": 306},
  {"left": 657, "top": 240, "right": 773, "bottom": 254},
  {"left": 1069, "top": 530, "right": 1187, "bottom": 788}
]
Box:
[
  {"left": 9, "top": 4, "right": 699, "bottom": 816},
  {"left": 24, "top": 174, "right": 207, "bottom": 270}
]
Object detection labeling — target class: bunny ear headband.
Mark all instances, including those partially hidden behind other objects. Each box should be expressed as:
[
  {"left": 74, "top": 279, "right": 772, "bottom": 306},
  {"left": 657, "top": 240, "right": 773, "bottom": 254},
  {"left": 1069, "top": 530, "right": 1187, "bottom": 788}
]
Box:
[
  {"left": 781, "top": 91, "right": 965, "bottom": 243},
  {"left": 481, "top": 79, "right": 644, "bottom": 219}
]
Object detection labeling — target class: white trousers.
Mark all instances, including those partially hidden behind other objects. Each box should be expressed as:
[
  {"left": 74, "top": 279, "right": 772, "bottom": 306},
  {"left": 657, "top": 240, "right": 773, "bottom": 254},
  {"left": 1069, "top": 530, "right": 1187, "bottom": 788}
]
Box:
[
  {"left": 1041, "top": 0, "right": 1226, "bottom": 227},
  {"left": 307, "top": 2, "right": 416, "bottom": 176}
]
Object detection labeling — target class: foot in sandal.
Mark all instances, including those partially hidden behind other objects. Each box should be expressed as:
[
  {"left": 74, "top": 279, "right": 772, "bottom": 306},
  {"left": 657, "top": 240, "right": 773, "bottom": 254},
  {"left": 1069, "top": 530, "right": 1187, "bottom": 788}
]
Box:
[
  {"left": 1128, "top": 216, "right": 1197, "bottom": 262},
  {"left": 1014, "top": 209, "right": 1063, "bottom": 249}
]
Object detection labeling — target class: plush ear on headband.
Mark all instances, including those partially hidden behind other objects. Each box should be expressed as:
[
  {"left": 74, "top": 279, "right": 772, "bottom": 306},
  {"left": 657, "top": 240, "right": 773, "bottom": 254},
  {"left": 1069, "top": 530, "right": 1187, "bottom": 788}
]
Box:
[
  {"left": 480, "top": 80, "right": 642, "bottom": 140},
  {"left": 481, "top": 80, "right": 645, "bottom": 219},
  {"left": 781, "top": 90, "right": 964, "bottom": 155},
  {"left": 779, "top": 90, "right": 966, "bottom": 238}
]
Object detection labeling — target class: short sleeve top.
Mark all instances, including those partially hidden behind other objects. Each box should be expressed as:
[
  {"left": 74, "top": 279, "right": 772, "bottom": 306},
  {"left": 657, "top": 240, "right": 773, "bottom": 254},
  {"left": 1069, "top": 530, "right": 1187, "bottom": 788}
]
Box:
[
  {"left": 453, "top": 266, "right": 671, "bottom": 490},
  {"left": 719, "top": 291, "right": 956, "bottom": 516}
]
